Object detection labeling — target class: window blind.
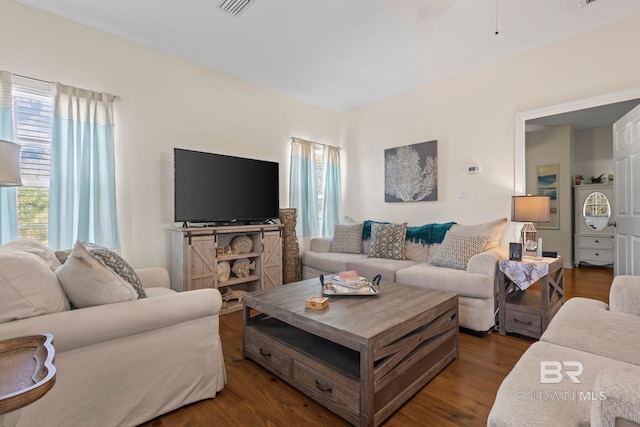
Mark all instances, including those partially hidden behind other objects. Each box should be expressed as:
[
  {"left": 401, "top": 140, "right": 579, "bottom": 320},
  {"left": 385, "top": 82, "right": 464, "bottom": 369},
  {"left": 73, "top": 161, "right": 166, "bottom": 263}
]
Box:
[
  {"left": 13, "top": 83, "right": 53, "bottom": 185},
  {"left": 12, "top": 79, "right": 53, "bottom": 243}
]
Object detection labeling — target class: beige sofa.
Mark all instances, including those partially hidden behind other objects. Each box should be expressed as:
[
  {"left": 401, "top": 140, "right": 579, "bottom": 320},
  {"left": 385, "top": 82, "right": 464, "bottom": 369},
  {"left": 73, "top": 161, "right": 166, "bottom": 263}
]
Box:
[
  {"left": 0, "top": 240, "right": 226, "bottom": 427},
  {"left": 488, "top": 275, "right": 640, "bottom": 426},
  {"left": 302, "top": 219, "right": 508, "bottom": 333}
]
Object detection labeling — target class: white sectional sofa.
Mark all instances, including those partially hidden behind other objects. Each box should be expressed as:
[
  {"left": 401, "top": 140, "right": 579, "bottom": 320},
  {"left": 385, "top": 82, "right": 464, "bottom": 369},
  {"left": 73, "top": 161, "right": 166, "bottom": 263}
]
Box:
[
  {"left": 488, "top": 275, "right": 640, "bottom": 426},
  {"left": 302, "top": 219, "right": 508, "bottom": 334},
  {"left": 0, "top": 239, "right": 226, "bottom": 427}
]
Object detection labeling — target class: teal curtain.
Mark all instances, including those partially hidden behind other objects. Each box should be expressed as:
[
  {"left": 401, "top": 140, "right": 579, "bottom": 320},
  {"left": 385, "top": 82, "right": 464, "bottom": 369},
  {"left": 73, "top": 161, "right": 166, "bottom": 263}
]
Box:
[
  {"left": 321, "top": 145, "right": 342, "bottom": 236},
  {"left": 0, "top": 71, "right": 18, "bottom": 244},
  {"left": 289, "top": 137, "right": 319, "bottom": 237},
  {"left": 49, "top": 82, "right": 119, "bottom": 250}
]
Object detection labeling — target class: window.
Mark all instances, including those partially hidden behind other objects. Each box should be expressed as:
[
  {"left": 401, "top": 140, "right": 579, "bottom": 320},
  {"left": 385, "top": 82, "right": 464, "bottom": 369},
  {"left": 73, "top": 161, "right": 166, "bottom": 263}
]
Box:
[
  {"left": 12, "top": 79, "right": 53, "bottom": 244},
  {"left": 289, "top": 137, "right": 341, "bottom": 237},
  {"left": 1, "top": 74, "right": 119, "bottom": 249}
]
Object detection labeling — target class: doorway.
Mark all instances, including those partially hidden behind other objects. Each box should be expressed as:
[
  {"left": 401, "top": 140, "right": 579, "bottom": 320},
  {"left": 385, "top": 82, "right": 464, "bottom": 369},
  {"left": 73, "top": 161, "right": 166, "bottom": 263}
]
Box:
[{"left": 513, "top": 88, "right": 640, "bottom": 267}]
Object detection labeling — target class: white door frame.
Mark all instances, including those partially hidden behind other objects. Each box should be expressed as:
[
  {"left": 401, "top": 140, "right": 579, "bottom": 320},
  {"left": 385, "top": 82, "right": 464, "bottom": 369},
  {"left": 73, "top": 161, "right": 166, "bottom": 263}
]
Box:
[{"left": 514, "top": 87, "right": 640, "bottom": 195}]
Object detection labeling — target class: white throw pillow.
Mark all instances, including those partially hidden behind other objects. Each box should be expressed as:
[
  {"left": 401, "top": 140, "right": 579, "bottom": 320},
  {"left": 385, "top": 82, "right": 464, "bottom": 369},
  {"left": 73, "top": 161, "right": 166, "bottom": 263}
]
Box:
[
  {"left": 55, "top": 240, "right": 138, "bottom": 308},
  {"left": 0, "top": 250, "right": 70, "bottom": 323},
  {"left": 0, "top": 238, "right": 62, "bottom": 271}
]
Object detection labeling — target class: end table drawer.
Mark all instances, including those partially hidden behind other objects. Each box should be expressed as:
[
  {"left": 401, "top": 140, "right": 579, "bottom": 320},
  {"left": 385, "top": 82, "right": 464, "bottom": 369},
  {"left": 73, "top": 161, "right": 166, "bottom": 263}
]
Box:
[
  {"left": 293, "top": 360, "right": 359, "bottom": 419},
  {"left": 245, "top": 330, "right": 292, "bottom": 377},
  {"left": 505, "top": 309, "right": 541, "bottom": 338}
]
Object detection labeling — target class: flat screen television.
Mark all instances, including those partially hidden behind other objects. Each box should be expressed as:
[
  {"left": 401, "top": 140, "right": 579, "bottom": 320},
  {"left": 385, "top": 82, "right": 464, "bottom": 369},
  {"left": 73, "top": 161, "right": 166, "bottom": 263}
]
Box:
[{"left": 174, "top": 148, "right": 279, "bottom": 225}]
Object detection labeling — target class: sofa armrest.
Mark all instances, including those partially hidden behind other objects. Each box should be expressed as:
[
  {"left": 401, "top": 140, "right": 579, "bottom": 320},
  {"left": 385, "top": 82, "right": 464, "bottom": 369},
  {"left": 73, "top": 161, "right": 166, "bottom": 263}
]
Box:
[
  {"left": 0, "top": 288, "right": 221, "bottom": 353},
  {"left": 609, "top": 275, "right": 640, "bottom": 316},
  {"left": 135, "top": 267, "right": 171, "bottom": 289},
  {"left": 592, "top": 368, "right": 640, "bottom": 426},
  {"left": 466, "top": 247, "right": 508, "bottom": 278},
  {"left": 310, "top": 237, "right": 332, "bottom": 253}
]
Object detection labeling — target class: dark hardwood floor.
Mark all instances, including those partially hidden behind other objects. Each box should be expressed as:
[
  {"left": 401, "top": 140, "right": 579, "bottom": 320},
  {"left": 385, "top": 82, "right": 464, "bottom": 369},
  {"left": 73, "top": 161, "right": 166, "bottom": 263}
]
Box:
[{"left": 141, "top": 265, "right": 613, "bottom": 427}]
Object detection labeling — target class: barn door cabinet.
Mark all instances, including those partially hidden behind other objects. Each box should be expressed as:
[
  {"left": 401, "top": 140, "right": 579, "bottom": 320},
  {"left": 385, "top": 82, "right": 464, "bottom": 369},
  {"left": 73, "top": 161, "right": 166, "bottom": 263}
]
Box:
[{"left": 171, "top": 224, "right": 283, "bottom": 314}]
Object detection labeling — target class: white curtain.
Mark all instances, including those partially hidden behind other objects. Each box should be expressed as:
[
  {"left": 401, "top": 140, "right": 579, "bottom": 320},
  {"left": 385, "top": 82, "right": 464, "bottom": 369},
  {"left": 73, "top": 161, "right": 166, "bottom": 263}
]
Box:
[
  {"left": 289, "top": 137, "right": 319, "bottom": 237},
  {"left": 49, "top": 82, "right": 120, "bottom": 250},
  {"left": 321, "top": 145, "right": 342, "bottom": 236},
  {"left": 0, "top": 70, "right": 18, "bottom": 244}
]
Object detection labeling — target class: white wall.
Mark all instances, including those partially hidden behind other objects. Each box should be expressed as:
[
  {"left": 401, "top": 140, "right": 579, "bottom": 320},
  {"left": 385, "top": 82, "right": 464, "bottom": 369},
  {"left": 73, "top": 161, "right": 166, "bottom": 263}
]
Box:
[
  {"left": 3, "top": 1, "right": 640, "bottom": 268},
  {"left": 340, "top": 13, "right": 640, "bottom": 245},
  {"left": 574, "top": 126, "right": 614, "bottom": 182},
  {"left": 0, "top": 0, "right": 340, "bottom": 268}
]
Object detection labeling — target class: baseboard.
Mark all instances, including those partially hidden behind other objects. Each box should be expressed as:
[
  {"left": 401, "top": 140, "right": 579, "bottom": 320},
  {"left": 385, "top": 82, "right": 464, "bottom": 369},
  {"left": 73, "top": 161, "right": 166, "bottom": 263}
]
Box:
[{"left": 459, "top": 326, "right": 491, "bottom": 337}]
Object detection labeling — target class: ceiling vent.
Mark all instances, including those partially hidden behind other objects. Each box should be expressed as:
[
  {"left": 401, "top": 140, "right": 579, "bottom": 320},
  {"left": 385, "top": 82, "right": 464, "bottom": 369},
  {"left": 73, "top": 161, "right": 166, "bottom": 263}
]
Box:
[
  {"left": 578, "top": 0, "right": 597, "bottom": 7},
  {"left": 219, "top": 0, "right": 254, "bottom": 16}
]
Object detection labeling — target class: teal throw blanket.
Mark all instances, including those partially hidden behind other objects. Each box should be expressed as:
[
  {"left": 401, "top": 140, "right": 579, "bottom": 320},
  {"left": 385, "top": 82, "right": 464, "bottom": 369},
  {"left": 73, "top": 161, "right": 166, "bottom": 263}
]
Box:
[{"left": 362, "top": 220, "right": 455, "bottom": 245}]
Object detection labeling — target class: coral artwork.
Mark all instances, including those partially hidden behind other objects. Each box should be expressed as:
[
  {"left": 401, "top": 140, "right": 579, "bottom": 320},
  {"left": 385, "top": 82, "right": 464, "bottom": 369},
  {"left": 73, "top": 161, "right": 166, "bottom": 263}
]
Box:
[{"left": 384, "top": 140, "right": 437, "bottom": 202}]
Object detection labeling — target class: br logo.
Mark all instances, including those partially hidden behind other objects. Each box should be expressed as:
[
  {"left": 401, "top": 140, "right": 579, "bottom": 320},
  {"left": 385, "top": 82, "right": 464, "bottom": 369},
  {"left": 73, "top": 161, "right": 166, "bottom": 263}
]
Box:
[{"left": 540, "top": 361, "right": 584, "bottom": 384}]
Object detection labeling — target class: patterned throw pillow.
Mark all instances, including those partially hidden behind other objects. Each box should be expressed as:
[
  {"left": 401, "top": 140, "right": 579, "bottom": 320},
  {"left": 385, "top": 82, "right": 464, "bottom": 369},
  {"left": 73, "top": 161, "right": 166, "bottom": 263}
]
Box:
[
  {"left": 330, "top": 223, "right": 364, "bottom": 254},
  {"left": 362, "top": 220, "right": 390, "bottom": 241},
  {"left": 429, "top": 232, "right": 489, "bottom": 270},
  {"left": 368, "top": 222, "right": 407, "bottom": 260},
  {"left": 448, "top": 218, "right": 507, "bottom": 251},
  {"left": 81, "top": 241, "right": 146, "bottom": 298}
]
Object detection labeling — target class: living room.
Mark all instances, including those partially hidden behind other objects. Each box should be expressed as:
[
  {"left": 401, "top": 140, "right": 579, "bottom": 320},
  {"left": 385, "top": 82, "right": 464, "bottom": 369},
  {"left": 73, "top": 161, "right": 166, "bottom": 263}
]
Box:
[
  {"left": 2, "top": 0, "right": 640, "bottom": 426},
  {"left": 1, "top": 0, "right": 639, "bottom": 269}
]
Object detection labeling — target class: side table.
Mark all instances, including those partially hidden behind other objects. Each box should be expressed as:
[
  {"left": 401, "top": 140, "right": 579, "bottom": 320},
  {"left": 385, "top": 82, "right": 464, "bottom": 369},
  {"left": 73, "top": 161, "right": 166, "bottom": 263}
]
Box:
[
  {"left": 0, "top": 334, "right": 56, "bottom": 427},
  {"left": 497, "top": 256, "right": 565, "bottom": 339}
]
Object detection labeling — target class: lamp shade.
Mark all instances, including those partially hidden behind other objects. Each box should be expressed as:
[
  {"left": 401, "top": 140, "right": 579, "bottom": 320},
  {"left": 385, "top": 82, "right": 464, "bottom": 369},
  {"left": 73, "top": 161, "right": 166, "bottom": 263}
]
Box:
[
  {"left": 0, "top": 139, "right": 23, "bottom": 186},
  {"left": 511, "top": 195, "right": 551, "bottom": 223}
]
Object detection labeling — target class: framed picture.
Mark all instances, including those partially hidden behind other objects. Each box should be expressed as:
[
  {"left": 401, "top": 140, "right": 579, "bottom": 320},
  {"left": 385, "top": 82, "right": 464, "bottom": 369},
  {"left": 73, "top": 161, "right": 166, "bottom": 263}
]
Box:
[
  {"left": 509, "top": 242, "right": 523, "bottom": 261},
  {"left": 536, "top": 164, "right": 559, "bottom": 229},
  {"left": 384, "top": 140, "right": 437, "bottom": 202}
]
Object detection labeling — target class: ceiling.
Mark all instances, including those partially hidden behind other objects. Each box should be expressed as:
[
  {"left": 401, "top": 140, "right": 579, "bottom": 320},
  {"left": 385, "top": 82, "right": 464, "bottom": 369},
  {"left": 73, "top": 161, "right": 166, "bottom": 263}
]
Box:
[
  {"left": 527, "top": 98, "right": 640, "bottom": 131},
  {"left": 17, "top": 0, "right": 640, "bottom": 112}
]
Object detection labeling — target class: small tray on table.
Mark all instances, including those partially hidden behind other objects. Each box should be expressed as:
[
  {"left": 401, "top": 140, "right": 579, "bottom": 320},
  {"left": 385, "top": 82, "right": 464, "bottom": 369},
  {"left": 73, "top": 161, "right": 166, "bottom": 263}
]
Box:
[{"left": 320, "top": 274, "right": 381, "bottom": 296}]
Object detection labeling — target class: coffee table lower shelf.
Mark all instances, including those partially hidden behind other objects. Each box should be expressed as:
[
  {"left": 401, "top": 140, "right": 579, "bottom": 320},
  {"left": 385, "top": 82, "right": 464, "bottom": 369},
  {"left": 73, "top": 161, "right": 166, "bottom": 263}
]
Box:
[{"left": 245, "top": 317, "right": 361, "bottom": 424}]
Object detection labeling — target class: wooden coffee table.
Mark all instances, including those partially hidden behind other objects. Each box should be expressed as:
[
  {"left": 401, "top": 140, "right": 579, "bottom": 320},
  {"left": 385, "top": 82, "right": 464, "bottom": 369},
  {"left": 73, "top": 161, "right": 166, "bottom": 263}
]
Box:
[{"left": 243, "top": 278, "right": 458, "bottom": 427}]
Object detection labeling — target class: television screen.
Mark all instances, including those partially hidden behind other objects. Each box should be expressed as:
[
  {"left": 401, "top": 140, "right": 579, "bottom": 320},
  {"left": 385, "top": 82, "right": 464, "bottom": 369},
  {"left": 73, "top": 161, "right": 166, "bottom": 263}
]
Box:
[{"left": 174, "top": 148, "right": 279, "bottom": 224}]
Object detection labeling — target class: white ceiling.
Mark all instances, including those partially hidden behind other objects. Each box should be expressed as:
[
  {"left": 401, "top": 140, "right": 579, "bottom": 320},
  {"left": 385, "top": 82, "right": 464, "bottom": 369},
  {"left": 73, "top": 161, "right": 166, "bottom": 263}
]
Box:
[
  {"left": 528, "top": 98, "right": 640, "bottom": 131},
  {"left": 17, "top": 0, "right": 640, "bottom": 112}
]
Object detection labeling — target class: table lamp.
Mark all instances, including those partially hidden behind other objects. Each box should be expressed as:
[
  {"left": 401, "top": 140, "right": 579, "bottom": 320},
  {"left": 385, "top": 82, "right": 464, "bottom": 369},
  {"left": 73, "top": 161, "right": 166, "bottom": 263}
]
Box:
[
  {"left": 511, "top": 195, "right": 550, "bottom": 255},
  {"left": 0, "top": 140, "right": 23, "bottom": 186}
]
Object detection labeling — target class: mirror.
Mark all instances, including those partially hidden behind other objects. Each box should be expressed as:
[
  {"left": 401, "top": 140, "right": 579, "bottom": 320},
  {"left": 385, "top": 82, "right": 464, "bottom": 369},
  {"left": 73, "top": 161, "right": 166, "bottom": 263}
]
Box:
[{"left": 583, "top": 191, "right": 611, "bottom": 231}]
